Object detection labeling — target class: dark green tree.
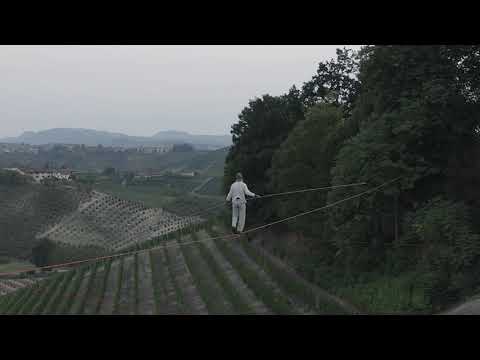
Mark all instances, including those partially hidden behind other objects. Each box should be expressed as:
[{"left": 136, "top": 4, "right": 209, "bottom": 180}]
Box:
[
  {"left": 224, "top": 88, "right": 304, "bottom": 220},
  {"left": 301, "top": 47, "right": 362, "bottom": 115},
  {"left": 268, "top": 104, "right": 351, "bottom": 236},
  {"left": 326, "top": 45, "right": 480, "bottom": 276}
]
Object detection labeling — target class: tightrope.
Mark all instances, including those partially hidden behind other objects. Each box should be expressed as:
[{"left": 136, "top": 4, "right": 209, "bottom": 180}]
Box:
[
  {"left": 186, "top": 182, "right": 367, "bottom": 218},
  {"left": 0, "top": 178, "right": 400, "bottom": 278}
]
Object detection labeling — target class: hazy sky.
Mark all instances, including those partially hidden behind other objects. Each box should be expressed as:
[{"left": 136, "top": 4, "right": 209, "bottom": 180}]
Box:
[{"left": 0, "top": 45, "right": 362, "bottom": 138}]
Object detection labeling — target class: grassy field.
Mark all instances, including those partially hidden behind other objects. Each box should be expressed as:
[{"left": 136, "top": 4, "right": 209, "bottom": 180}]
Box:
[
  {"left": 94, "top": 182, "right": 177, "bottom": 209},
  {"left": 94, "top": 174, "right": 226, "bottom": 218},
  {"left": 182, "top": 148, "right": 228, "bottom": 177},
  {"left": 333, "top": 273, "right": 429, "bottom": 314},
  {"left": 196, "top": 177, "right": 223, "bottom": 196},
  {"left": 0, "top": 259, "right": 37, "bottom": 274}
]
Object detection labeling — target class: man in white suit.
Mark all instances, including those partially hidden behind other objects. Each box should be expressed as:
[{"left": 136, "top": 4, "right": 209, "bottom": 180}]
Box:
[{"left": 226, "top": 172, "right": 259, "bottom": 234}]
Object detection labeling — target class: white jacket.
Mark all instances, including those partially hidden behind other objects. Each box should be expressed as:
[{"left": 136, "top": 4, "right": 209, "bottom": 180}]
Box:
[{"left": 226, "top": 180, "right": 255, "bottom": 204}]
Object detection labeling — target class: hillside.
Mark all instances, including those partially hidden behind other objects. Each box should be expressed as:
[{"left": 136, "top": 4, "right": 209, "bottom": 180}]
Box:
[
  {"left": 0, "top": 183, "right": 86, "bottom": 260},
  {"left": 0, "top": 182, "right": 203, "bottom": 268},
  {"left": 0, "top": 128, "right": 231, "bottom": 149},
  {"left": 0, "top": 222, "right": 357, "bottom": 315},
  {"left": 0, "top": 145, "right": 203, "bottom": 172}
]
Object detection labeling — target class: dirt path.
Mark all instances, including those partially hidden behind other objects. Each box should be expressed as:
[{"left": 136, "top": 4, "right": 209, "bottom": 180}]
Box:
[{"left": 442, "top": 297, "right": 480, "bottom": 315}]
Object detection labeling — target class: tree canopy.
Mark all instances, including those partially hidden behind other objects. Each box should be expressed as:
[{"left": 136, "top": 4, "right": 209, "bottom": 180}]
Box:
[{"left": 224, "top": 45, "right": 480, "bottom": 311}]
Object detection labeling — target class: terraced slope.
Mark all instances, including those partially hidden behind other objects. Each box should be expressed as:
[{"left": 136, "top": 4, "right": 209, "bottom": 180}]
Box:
[
  {"left": 0, "top": 183, "right": 87, "bottom": 259},
  {"left": 38, "top": 190, "right": 203, "bottom": 251},
  {"left": 0, "top": 182, "right": 203, "bottom": 265},
  {"left": 0, "top": 224, "right": 356, "bottom": 315}
]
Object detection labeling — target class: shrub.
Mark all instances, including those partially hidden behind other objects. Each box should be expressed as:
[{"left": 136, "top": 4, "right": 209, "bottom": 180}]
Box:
[{"left": 397, "top": 197, "right": 480, "bottom": 310}]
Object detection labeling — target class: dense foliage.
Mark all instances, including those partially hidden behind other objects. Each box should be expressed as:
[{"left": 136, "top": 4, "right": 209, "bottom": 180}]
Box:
[{"left": 224, "top": 45, "right": 480, "bottom": 312}]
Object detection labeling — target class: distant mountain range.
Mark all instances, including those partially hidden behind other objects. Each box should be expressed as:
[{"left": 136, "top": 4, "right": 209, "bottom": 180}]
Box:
[{"left": 0, "top": 128, "right": 232, "bottom": 150}]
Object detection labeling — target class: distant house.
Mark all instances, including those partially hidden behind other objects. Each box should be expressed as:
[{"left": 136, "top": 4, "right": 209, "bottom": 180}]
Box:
[
  {"left": 2, "top": 167, "right": 72, "bottom": 183},
  {"left": 29, "top": 170, "right": 72, "bottom": 183},
  {"left": 3, "top": 168, "right": 27, "bottom": 176},
  {"left": 135, "top": 145, "right": 173, "bottom": 154}
]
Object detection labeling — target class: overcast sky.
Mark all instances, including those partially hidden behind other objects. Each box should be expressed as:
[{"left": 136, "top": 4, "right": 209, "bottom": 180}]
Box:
[{"left": 0, "top": 45, "right": 362, "bottom": 138}]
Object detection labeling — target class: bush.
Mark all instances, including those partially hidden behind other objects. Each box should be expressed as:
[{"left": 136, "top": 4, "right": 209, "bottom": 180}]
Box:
[{"left": 397, "top": 197, "right": 480, "bottom": 310}]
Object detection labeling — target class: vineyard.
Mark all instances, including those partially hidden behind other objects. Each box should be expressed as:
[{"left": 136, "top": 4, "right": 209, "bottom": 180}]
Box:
[
  {"left": 0, "top": 181, "right": 205, "bottom": 269},
  {"left": 37, "top": 190, "right": 202, "bottom": 252},
  {"left": 0, "top": 183, "right": 88, "bottom": 259},
  {"left": 0, "top": 222, "right": 356, "bottom": 315}
]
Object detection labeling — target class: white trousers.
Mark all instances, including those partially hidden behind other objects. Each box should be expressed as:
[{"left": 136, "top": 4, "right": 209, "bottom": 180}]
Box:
[{"left": 232, "top": 199, "right": 246, "bottom": 232}]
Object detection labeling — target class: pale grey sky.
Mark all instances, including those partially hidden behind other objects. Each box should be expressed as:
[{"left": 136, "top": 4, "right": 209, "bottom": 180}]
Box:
[{"left": 0, "top": 45, "right": 362, "bottom": 138}]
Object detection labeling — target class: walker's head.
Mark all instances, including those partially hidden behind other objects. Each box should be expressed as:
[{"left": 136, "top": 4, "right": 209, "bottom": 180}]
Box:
[{"left": 236, "top": 172, "right": 243, "bottom": 181}]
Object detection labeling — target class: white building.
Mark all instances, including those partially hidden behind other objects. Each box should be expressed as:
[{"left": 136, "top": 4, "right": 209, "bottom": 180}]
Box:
[
  {"left": 31, "top": 172, "right": 71, "bottom": 183},
  {"left": 3, "top": 168, "right": 27, "bottom": 176}
]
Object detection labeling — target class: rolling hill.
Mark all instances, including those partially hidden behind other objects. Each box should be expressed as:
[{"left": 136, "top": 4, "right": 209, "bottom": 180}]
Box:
[
  {"left": 0, "top": 182, "right": 204, "bottom": 267},
  {"left": 0, "top": 128, "right": 231, "bottom": 149}
]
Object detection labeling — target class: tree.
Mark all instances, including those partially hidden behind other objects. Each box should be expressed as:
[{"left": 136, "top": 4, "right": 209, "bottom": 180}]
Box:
[
  {"left": 397, "top": 197, "right": 480, "bottom": 310},
  {"left": 172, "top": 143, "right": 194, "bottom": 152},
  {"left": 124, "top": 171, "right": 135, "bottom": 185},
  {"left": 224, "top": 88, "right": 304, "bottom": 220},
  {"left": 326, "top": 45, "right": 480, "bottom": 276},
  {"left": 268, "top": 104, "right": 351, "bottom": 237},
  {"left": 31, "top": 239, "right": 55, "bottom": 267},
  {"left": 103, "top": 167, "right": 116, "bottom": 177},
  {"left": 301, "top": 47, "right": 362, "bottom": 115}
]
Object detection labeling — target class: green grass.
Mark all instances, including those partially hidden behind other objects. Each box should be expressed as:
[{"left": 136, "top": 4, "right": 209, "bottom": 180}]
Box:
[
  {"left": 7, "top": 286, "right": 35, "bottom": 315},
  {"left": 17, "top": 278, "right": 53, "bottom": 315},
  {"left": 95, "top": 182, "right": 176, "bottom": 209},
  {"left": 0, "top": 260, "right": 37, "bottom": 273},
  {"left": 112, "top": 257, "right": 125, "bottom": 315},
  {"left": 95, "top": 259, "right": 113, "bottom": 314},
  {"left": 202, "top": 162, "right": 226, "bottom": 178},
  {"left": 149, "top": 250, "right": 167, "bottom": 314},
  {"left": 163, "top": 244, "right": 190, "bottom": 314},
  {"left": 196, "top": 177, "right": 223, "bottom": 196},
  {"left": 164, "top": 194, "right": 225, "bottom": 217},
  {"left": 77, "top": 263, "right": 99, "bottom": 315},
  {"left": 182, "top": 148, "right": 227, "bottom": 177},
  {"left": 239, "top": 239, "right": 351, "bottom": 314},
  {"left": 0, "top": 292, "right": 13, "bottom": 313},
  {"left": 2, "top": 286, "right": 31, "bottom": 314},
  {"left": 134, "top": 253, "right": 139, "bottom": 315},
  {"left": 0, "top": 293, "right": 9, "bottom": 312},
  {"left": 44, "top": 270, "right": 76, "bottom": 314},
  {"left": 194, "top": 232, "right": 253, "bottom": 314},
  {"left": 207, "top": 227, "right": 297, "bottom": 315},
  {"left": 179, "top": 234, "right": 233, "bottom": 314},
  {"left": 32, "top": 273, "right": 65, "bottom": 314},
  {"left": 333, "top": 273, "right": 429, "bottom": 314},
  {"left": 58, "top": 266, "right": 88, "bottom": 314}
]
